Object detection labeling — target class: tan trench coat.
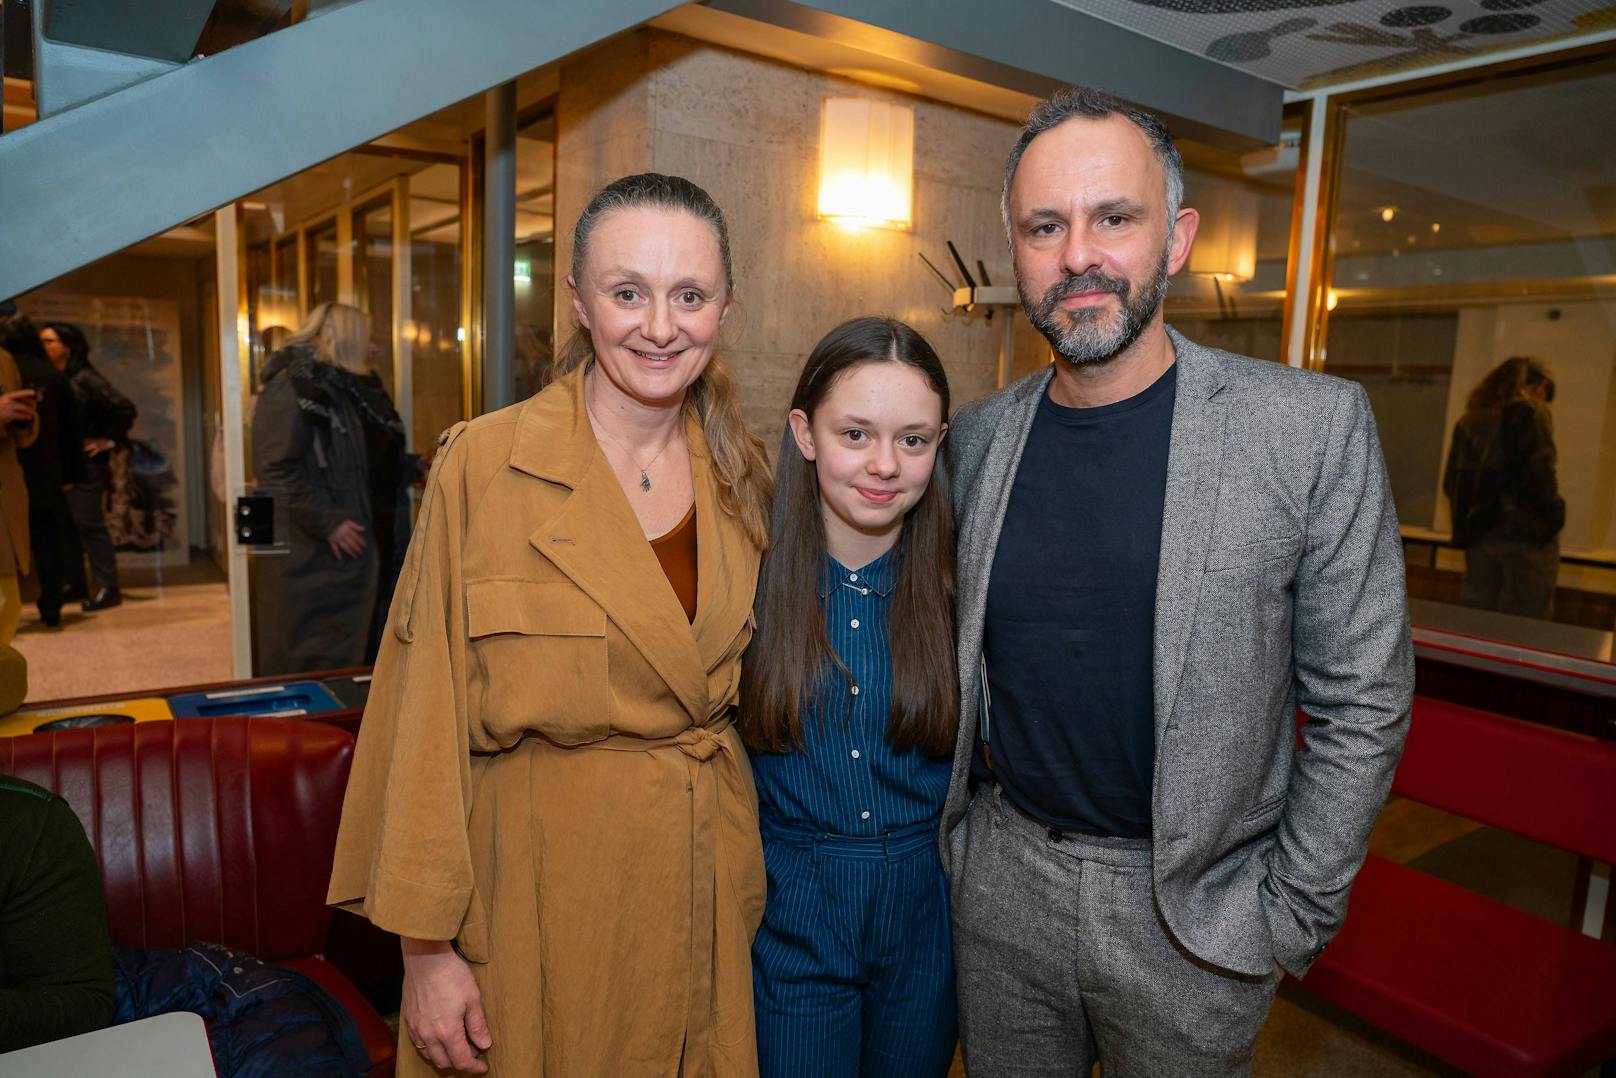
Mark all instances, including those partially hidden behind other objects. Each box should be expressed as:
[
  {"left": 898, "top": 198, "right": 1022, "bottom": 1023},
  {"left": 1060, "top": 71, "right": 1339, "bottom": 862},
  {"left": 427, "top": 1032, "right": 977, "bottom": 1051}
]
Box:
[
  {"left": 329, "top": 366, "right": 765, "bottom": 1077},
  {"left": 0, "top": 347, "right": 38, "bottom": 575}
]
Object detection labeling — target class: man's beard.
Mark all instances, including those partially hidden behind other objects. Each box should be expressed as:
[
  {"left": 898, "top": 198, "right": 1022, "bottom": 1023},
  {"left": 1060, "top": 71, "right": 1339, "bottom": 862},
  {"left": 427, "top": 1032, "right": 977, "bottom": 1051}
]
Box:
[{"left": 1019, "top": 245, "right": 1172, "bottom": 366}]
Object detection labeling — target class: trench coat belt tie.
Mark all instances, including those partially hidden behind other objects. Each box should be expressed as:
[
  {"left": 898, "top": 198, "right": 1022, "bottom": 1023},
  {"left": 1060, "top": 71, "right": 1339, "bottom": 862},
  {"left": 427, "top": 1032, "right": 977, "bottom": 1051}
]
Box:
[{"left": 590, "top": 713, "right": 754, "bottom": 1073}]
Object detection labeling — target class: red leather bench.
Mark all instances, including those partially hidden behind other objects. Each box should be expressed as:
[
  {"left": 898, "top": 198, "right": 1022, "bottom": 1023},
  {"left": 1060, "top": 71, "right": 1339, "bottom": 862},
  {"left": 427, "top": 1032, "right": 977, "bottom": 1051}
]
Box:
[
  {"left": 1298, "top": 696, "right": 1616, "bottom": 1077},
  {"left": 1, "top": 716, "right": 396, "bottom": 1077}
]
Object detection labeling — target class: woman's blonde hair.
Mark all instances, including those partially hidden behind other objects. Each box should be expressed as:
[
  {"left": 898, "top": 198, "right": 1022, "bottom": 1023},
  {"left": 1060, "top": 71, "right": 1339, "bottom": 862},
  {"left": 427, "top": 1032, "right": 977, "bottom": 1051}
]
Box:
[
  {"left": 559, "top": 173, "right": 771, "bottom": 549},
  {"left": 288, "top": 302, "right": 372, "bottom": 374}
]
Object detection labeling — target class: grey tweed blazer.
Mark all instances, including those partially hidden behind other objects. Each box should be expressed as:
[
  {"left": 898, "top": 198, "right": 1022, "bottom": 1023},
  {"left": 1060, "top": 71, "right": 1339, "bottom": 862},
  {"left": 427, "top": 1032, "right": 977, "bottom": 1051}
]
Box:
[{"left": 943, "top": 327, "right": 1414, "bottom": 979}]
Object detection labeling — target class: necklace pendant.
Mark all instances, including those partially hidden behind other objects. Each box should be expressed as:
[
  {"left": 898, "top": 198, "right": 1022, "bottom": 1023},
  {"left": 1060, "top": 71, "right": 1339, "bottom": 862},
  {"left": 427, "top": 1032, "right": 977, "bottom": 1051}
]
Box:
[{"left": 640, "top": 469, "right": 652, "bottom": 493}]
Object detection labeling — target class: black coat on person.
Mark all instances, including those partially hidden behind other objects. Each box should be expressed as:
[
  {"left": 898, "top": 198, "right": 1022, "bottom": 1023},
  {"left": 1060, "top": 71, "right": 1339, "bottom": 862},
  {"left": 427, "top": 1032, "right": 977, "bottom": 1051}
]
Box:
[
  {"left": 65, "top": 355, "right": 137, "bottom": 447},
  {"left": 10, "top": 349, "right": 80, "bottom": 495},
  {"left": 250, "top": 345, "right": 377, "bottom": 676}
]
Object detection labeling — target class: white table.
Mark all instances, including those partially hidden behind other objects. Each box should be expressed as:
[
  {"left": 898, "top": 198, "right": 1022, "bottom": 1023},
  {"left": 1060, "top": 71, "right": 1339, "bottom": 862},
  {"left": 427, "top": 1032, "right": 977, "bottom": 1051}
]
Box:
[{"left": 0, "top": 1011, "right": 215, "bottom": 1076}]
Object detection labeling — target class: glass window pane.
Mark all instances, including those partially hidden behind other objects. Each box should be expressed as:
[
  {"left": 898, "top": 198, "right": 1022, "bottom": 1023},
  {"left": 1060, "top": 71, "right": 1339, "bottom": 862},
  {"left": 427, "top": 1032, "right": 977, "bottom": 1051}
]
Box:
[
  {"left": 305, "top": 218, "right": 339, "bottom": 311},
  {"left": 514, "top": 110, "right": 556, "bottom": 400},
  {"left": 1322, "top": 56, "right": 1616, "bottom": 635},
  {"left": 355, "top": 198, "right": 395, "bottom": 397},
  {"left": 240, "top": 149, "right": 466, "bottom": 676},
  {"left": 9, "top": 216, "right": 233, "bottom": 698},
  {"left": 1164, "top": 121, "right": 1300, "bottom": 363},
  {"left": 407, "top": 162, "right": 466, "bottom": 449}
]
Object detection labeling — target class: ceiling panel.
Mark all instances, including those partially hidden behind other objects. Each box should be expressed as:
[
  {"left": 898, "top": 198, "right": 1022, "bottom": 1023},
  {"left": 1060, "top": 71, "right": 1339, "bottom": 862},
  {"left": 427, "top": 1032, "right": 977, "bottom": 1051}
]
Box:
[{"left": 1055, "top": 0, "right": 1615, "bottom": 89}]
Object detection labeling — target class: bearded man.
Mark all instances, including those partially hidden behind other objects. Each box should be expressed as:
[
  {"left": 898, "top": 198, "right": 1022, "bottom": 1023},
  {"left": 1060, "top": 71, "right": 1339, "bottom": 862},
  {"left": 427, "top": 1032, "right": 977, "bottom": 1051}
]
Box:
[{"left": 942, "top": 86, "right": 1414, "bottom": 1076}]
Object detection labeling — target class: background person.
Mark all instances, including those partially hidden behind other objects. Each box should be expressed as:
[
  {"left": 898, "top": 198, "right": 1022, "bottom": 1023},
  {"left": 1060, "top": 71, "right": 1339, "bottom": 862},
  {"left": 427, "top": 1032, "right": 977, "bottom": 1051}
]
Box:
[
  {"left": 251, "top": 302, "right": 378, "bottom": 674},
  {"left": 329, "top": 173, "right": 772, "bottom": 1077},
  {"left": 0, "top": 317, "right": 38, "bottom": 646},
  {"left": 40, "top": 322, "right": 136, "bottom": 612},
  {"left": 1443, "top": 355, "right": 1564, "bottom": 619},
  {"left": 0, "top": 311, "right": 79, "bottom": 628},
  {"left": 741, "top": 317, "right": 958, "bottom": 1078}
]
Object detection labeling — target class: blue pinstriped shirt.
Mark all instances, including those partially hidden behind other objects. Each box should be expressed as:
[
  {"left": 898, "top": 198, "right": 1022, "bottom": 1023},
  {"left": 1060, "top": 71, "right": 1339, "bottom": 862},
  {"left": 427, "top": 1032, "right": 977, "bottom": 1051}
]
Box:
[{"left": 750, "top": 550, "right": 953, "bottom": 837}]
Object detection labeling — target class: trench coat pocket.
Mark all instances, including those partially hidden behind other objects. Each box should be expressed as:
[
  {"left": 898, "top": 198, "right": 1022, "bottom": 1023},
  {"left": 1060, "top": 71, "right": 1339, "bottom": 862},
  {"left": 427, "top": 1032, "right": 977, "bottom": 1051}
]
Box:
[{"left": 466, "top": 578, "right": 612, "bottom": 744}]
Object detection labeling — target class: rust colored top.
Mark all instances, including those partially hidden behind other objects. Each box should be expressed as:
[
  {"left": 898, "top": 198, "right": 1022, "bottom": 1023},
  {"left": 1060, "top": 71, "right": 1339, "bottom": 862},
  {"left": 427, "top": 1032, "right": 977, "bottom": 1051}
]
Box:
[{"left": 651, "top": 503, "right": 698, "bottom": 623}]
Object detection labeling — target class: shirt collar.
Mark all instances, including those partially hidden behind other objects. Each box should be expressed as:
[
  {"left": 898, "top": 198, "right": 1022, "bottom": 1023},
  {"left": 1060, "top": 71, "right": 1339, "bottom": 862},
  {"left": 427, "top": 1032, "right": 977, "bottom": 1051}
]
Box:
[{"left": 819, "top": 546, "right": 901, "bottom": 599}]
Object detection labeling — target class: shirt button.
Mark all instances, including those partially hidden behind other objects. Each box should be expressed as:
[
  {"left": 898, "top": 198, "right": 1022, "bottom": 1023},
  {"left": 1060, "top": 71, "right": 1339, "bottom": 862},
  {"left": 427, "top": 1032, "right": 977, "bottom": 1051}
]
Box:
[
  {"left": 850, "top": 685, "right": 860, "bottom": 696},
  {"left": 850, "top": 618, "right": 860, "bottom": 629},
  {"left": 860, "top": 810, "right": 871, "bottom": 820},
  {"left": 849, "top": 573, "right": 859, "bottom": 581},
  {"left": 860, "top": 588, "right": 870, "bottom": 596},
  {"left": 851, "top": 749, "right": 861, "bottom": 759}
]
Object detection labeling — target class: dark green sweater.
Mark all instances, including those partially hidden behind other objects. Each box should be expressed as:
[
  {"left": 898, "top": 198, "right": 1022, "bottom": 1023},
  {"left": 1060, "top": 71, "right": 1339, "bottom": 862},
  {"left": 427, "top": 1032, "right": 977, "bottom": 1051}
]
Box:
[{"left": 0, "top": 776, "right": 115, "bottom": 1052}]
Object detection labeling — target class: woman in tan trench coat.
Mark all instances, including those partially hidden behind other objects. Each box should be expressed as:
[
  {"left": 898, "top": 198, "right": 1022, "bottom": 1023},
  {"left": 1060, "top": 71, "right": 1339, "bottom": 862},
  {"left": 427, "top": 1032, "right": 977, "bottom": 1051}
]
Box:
[{"left": 329, "top": 174, "right": 773, "bottom": 1077}]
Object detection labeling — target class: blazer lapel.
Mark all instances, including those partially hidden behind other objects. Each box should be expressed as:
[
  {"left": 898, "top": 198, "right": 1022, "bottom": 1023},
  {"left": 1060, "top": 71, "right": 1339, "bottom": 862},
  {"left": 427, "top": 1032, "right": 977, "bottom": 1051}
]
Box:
[
  {"left": 511, "top": 368, "right": 710, "bottom": 723},
  {"left": 952, "top": 369, "right": 1052, "bottom": 773},
  {"left": 1152, "top": 331, "right": 1230, "bottom": 749}
]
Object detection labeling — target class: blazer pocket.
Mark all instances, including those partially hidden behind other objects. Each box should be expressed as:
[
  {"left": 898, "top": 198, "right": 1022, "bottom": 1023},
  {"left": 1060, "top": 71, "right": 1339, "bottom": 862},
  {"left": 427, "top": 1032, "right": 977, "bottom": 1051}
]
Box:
[
  {"left": 466, "top": 579, "right": 612, "bottom": 744},
  {"left": 1206, "top": 533, "right": 1303, "bottom": 573},
  {"left": 1240, "top": 791, "right": 1288, "bottom": 826}
]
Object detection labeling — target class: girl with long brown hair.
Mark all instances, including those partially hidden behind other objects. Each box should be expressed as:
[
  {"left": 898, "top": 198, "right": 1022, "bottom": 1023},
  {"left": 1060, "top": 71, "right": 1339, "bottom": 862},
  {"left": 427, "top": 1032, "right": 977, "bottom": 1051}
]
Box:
[{"left": 739, "top": 316, "right": 958, "bottom": 1077}]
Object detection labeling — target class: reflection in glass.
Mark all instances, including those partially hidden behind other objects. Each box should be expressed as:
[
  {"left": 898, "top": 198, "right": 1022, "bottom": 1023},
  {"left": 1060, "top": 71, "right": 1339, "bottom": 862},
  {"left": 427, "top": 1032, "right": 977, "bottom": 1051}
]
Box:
[
  {"left": 407, "top": 162, "right": 465, "bottom": 449},
  {"left": 7, "top": 215, "right": 236, "bottom": 697},
  {"left": 1322, "top": 55, "right": 1616, "bottom": 632},
  {"left": 1164, "top": 125, "right": 1299, "bottom": 363},
  {"left": 238, "top": 147, "right": 467, "bottom": 674},
  {"left": 355, "top": 198, "right": 394, "bottom": 396},
  {"left": 514, "top": 111, "right": 556, "bottom": 401},
  {"left": 305, "top": 218, "right": 339, "bottom": 312}
]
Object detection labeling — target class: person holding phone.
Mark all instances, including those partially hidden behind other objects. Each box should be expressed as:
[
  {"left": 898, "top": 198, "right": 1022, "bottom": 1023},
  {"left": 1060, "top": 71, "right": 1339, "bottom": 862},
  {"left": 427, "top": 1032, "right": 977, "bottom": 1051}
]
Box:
[
  {"left": 0, "top": 302, "right": 39, "bottom": 644},
  {"left": 0, "top": 309, "right": 73, "bottom": 629}
]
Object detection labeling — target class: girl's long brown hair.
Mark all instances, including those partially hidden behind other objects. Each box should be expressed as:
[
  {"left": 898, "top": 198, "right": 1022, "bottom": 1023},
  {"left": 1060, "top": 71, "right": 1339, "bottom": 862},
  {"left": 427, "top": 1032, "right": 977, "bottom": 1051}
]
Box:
[
  {"left": 557, "top": 173, "right": 771, "bottom": 548},
  {"left": 739, "top": 317, "right": 958, "bottom": 759}
]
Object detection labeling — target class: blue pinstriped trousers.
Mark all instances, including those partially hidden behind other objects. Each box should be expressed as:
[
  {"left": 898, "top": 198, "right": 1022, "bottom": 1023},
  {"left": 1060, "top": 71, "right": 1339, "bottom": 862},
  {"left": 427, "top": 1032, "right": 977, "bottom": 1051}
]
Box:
[{"left": 751, "top": 818, "right": 958, "bottom": 1078}]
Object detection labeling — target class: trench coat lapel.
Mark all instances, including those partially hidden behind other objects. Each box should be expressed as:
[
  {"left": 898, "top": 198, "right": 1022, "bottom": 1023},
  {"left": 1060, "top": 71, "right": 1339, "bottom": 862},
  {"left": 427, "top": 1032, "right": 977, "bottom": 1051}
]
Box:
[
  {"left": 688, "top": 438, "right": 752, "bottom": 675},
  {"left": 509, "top": 368, "right": 711, "bottom": 723},
  {"left": 1151, "top": 330, "right": 1229, "bottom": 748}
]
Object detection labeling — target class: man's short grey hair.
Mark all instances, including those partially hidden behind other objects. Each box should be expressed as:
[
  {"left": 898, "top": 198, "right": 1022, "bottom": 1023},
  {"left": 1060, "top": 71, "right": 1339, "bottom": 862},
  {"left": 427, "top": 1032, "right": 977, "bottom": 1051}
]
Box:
[{"left": 1002, "top": 86, "right": 1184, "bottom": 238}]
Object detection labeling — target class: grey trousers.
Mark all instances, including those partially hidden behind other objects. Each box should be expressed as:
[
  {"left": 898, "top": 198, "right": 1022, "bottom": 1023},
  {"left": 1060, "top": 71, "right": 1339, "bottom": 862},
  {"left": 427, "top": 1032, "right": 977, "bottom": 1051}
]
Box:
[{"left": 950, "top": 785, "right": 1279, "bottom": 1077}]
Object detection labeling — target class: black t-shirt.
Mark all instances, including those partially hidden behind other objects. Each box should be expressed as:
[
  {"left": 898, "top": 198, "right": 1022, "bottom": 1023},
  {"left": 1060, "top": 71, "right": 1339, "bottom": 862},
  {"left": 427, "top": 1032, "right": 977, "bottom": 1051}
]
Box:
[{"left": 978, "top": 363, "right": 1176, "bottom": 838}]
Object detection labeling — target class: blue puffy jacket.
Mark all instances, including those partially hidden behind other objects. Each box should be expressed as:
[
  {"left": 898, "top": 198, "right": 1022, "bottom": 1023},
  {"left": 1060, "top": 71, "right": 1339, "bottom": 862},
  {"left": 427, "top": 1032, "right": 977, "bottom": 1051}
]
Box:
[{"left": 112, "top": 941, "right": 370, "bottom": 1077}]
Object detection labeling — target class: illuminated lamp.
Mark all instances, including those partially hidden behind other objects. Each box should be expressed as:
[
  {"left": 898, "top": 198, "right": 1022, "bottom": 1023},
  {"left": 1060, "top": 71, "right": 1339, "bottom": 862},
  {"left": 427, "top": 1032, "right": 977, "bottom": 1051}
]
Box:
[
  {"left": 1187, "top": 175, "right": 1259, "bottom": 283},
  {"left": 817, "top": 97, "right": 914, "bottom": 230}
]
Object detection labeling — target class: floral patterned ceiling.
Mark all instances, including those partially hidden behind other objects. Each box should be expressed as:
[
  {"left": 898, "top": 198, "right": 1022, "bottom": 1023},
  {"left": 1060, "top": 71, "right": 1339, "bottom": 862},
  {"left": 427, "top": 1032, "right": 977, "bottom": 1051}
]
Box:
[{"left": 1054, "top": 0, "right": 1616, "bottom": 88}]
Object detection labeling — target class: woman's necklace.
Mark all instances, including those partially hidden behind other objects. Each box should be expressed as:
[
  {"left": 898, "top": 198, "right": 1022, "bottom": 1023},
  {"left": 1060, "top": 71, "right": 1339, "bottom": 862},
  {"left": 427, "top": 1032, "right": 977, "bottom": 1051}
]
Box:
[{"left": 584, "top": 394, "right": 680, "bottom": 493}]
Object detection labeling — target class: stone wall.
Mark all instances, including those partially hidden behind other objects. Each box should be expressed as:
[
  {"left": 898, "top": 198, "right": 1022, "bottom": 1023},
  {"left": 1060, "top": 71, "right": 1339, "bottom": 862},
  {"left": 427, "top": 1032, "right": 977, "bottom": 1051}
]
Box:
[{"left": 556, "top": 29, "right": 1047, "bottom": 444}]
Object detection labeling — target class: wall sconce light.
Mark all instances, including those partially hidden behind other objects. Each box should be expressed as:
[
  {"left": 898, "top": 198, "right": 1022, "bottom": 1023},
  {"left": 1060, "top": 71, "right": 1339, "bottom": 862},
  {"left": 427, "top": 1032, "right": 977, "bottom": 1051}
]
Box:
[
  {"left": 818, "top": 97, "right": 914, "bottom": 230},
  {"left": 1187, "top": 176, "right": 1258, "bottom": 283}
]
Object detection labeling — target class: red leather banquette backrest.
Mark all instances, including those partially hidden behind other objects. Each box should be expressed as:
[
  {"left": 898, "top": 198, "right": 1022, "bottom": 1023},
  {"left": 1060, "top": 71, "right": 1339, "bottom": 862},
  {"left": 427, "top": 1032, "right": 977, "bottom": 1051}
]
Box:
[{"left": 1, "top": 716, "right": 355, "bottom": 961}]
